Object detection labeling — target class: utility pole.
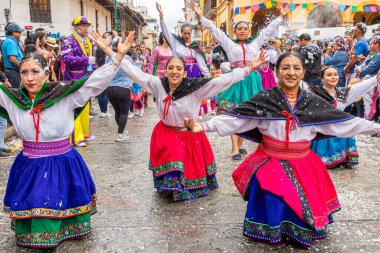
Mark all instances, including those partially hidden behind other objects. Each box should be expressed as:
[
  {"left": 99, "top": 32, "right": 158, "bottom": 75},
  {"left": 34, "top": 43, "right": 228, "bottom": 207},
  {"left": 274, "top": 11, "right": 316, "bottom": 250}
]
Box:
[{"left": 114, "top": 0, "right": 119, "bottom": 32}]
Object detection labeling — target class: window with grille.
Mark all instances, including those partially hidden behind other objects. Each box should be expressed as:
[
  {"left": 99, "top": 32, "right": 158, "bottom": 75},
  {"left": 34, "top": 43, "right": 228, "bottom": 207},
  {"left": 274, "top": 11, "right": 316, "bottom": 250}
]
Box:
[{"left": 29, "top": 0, "right": 52, "bottom": 23}]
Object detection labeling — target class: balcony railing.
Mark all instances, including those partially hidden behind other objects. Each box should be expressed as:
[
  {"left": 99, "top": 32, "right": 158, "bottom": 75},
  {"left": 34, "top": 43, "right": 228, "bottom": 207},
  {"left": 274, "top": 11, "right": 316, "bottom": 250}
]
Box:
[{"left": 203, "top": 0, "right": 217, "bottom": 20}]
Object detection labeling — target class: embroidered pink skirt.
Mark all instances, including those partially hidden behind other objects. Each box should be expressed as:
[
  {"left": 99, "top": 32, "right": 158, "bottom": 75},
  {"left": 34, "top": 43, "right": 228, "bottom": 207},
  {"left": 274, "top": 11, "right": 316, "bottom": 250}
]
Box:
[{"left": 232, "top": 135, "right": 340, "bottom": 246}]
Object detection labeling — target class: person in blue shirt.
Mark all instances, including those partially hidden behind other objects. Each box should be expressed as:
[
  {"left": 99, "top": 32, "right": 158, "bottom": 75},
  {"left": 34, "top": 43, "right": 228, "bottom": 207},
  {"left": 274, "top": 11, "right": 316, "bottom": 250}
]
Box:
[
  {"left": 358, "top": 35, "right": 380, "bottom": 79},
  {"left": 344, "top": 23, "right": 369, "bottom": 117},
  {"left": 106, "top": 43, "right": 137, "bottom": 142},
  {"left": 344, "top": 22, "right": 369, "bottom": 81},
  {"left": 1, "top": 22, "right": 24, "bottom": 88},
  {"left": 324, "top": 36, "right": 349, "bottom": 87}
]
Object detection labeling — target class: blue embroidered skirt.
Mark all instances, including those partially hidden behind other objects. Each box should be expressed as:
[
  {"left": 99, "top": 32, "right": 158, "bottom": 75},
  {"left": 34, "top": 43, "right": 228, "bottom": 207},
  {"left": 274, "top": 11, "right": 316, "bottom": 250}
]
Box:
[
  {"left": 244, "top": 177, "right": 331, "bottom": 247},
  {"left": 310, "top": 137, "right": 359, "bottom": 169},
  {"left": 3, "top": 139, "right": 96, "bottom": 248}
]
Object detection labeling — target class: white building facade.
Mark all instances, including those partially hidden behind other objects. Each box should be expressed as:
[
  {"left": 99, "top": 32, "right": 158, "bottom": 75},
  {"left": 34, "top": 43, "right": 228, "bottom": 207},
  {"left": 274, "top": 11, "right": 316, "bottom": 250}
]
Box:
[{"left": 0, "top": 0, "right": 113, "bottom": 38}]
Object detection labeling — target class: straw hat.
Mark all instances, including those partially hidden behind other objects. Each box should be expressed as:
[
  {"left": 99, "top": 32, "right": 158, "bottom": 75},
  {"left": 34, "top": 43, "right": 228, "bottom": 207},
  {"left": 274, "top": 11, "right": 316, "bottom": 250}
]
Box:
[{"left": 46, "top": 37, "right": 59, "bottom": 48}]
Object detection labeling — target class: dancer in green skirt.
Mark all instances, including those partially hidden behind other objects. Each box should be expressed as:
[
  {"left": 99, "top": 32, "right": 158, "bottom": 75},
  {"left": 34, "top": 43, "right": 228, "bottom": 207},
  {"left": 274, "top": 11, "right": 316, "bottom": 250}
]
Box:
[{"left": 192, "top": 3, "right": 291, "bottom": 160}]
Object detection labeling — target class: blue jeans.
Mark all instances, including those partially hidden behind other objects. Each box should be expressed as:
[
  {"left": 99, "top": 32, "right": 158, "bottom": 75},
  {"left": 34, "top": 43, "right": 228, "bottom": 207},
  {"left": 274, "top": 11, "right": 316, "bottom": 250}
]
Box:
[
  {"left": 0, "top": 117, "right": 7, "bottom": 150},
  {"left": 303, "top": 76, "right": 323, "bottom": 87},
  {"left": 97, "top": 91, "right": 108, "bottom": 113},
  {"left": 337, "top": 77, "right": 346, "bottom": 88}
]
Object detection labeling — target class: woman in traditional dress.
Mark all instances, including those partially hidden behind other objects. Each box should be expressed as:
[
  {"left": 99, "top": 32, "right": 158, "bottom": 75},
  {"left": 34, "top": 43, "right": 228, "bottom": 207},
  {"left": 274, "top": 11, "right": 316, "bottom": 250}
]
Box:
[
  {"left": 156, "top": 2, "right": 210, "bottom": 78},
  {"left": 308, "top": 66, "right": 380, "bottom": 169},
  {"left": 104, "top": 32, "right": 267, "bottom": 201},
  {"left": 192, "top": 3, "right": 290, "bottom": 160},
  {"left": 150, "top": 32, "right": 173, "bottom": 78},
  {"left": 185, "top": 52, "right": 380, "bottom": 247},
  {"left": 0, "top": 32, "right": 135, "bottom": 249},
  {"left": 323, "top": 36, "right": 349, "bottom": 88}
]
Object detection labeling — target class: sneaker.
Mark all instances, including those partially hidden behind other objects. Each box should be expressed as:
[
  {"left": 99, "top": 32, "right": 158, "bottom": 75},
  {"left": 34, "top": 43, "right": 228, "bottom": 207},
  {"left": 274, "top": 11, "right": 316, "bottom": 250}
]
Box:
[
  {"left": 138, "top": 109, "right": 144, "bottom": 117},
  {"left": 84, "top": 136, "right": 95, "bottom": 141},
  {"left": 128, "top": 113, "right": 134, "bottom": 119},
  {"left": 210, "top": 110, "right": 216, "bottom": 116},
  {"left": 75, "top": 141, "right": 86, "bottom": 147},
  {"left": 115, "top": 133, "right": 130, "bottom": 142},
  {"left": 2, "top": 147, "right": 11, "bottom": 153},
  {"left": 99, "top": 112, "right": 107, "bottom": 118},
  {"left": 232, "top": 153, "right": 242, "bottom": 160},
  {"left": 0, "top": 151, "right": 9, "bottom": 157},
  {"left": 0, "top": 148, "right": 9, "bottom": 157}
]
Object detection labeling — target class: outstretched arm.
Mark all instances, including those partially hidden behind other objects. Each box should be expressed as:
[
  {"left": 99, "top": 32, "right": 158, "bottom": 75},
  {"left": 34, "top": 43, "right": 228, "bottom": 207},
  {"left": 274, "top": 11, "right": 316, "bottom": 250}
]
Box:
[
  {"left": 119, "top": 58, "right": 159, "bottom": 96},
  {"left": 342, "top": 72, "right": 380, "bottom": 108},
  {"left": 314, "top": 117, "right": 380, "bottom": 137},
  {"left": 157, "top": 2, "right": 180, "bottom": 55},
  {"left": 185, "top": 115, "right": 259, "bottom": 136},
  {"left": 193, "top": 3, "right": 235, "bottom": 53},
  {"left": 66, "top": 60, "right": 120, "bottom": 110},
  {"left": 92, "top": 29, "right": 159, "bottom": 95},
  {"left": 66, "top": 31, "right": 134, "bottom": 109},
  {"left": 193, "top": 50, "right": 267, "bottom": 98}
]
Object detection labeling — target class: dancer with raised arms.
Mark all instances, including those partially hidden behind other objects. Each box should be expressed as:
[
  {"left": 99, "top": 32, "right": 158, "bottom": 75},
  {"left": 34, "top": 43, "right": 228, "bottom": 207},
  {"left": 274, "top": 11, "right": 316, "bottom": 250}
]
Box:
[
  {"left": 92, "top": 30, "right": 267, "bottom": 202},
  {"left": 185, "top": 52, "right": 380, "bottom": 247},
  {"left": 0, "top": 31, "right": 135, "bottom": 248},
  {"left": 156, "top": 2, "right": 210, "bottom": 78},
  {"left": 192, "top": 2, "right": 291, "bottom": 160}
]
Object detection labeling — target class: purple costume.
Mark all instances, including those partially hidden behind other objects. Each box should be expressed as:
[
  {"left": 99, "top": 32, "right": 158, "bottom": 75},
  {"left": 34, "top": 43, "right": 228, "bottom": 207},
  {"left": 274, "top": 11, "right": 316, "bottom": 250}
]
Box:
[{"left": 61, "top": 33, "right": 96, "bottom": 81}]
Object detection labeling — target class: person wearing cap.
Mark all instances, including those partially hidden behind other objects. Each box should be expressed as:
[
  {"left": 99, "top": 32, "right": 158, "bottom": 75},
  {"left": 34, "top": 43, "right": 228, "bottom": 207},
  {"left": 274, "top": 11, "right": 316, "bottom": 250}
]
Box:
[
  {"left": 343, "top": 23, "right": 369, "bottom": 117},
  {"left": 61, "top": 16, "right": 96, "bottom": 147},
  {"left": 344, "top": 22, "right": 369, "bottom": 80},
  {"left": 358, "top": 35, "right": 380, "bottom": 79},
  {"left": 296, "top": 33, "right": 323, "bottom": 86},
  {"left": 1, "top": 22, "right": 24, "bottom": 88},
  {"left": 61, "top": 16, "right": 96, "bottom": 81}
]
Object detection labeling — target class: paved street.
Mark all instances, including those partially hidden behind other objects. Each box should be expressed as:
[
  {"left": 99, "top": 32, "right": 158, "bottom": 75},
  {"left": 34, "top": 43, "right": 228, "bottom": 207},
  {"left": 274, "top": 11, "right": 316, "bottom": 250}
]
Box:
[{"left": 0, "top": 100, "right": 379, "bottom": 253}]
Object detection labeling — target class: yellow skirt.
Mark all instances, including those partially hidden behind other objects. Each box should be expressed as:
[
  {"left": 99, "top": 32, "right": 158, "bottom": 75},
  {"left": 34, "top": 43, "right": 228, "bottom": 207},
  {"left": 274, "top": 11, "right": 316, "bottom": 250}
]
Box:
[{"left": 72, "top": 103, "right": 90, "bottom": 145}]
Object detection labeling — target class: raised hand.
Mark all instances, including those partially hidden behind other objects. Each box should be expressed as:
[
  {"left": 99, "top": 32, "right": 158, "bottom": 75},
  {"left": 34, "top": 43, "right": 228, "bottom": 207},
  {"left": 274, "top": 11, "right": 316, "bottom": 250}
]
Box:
[
  {"left": 90, "top": 30, "right": 109, "bottom": 52},
  {"left": 184, "top": 118, "right": 204, "bottom": 133},
  {"left": 280, "top": 5, "right": 291, "bottom": 17},
  {"left": 250, "top": 49, "right": 269, "bottom": 71},
  {"left": 156, "top": 2, "right": 164, "bottom": 18},
  {"left": 192, "top": 2, "right": 202, "bottom": 19},
  {"left": 117, "top": 31, "right": 135, "bottom": 55}
]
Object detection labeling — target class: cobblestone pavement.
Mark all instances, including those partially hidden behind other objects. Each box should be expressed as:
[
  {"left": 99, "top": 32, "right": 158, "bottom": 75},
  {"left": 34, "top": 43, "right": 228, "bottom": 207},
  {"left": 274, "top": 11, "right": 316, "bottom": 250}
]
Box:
[{"left": 0, "top": 101, "right": 379, "bottom": 253}]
